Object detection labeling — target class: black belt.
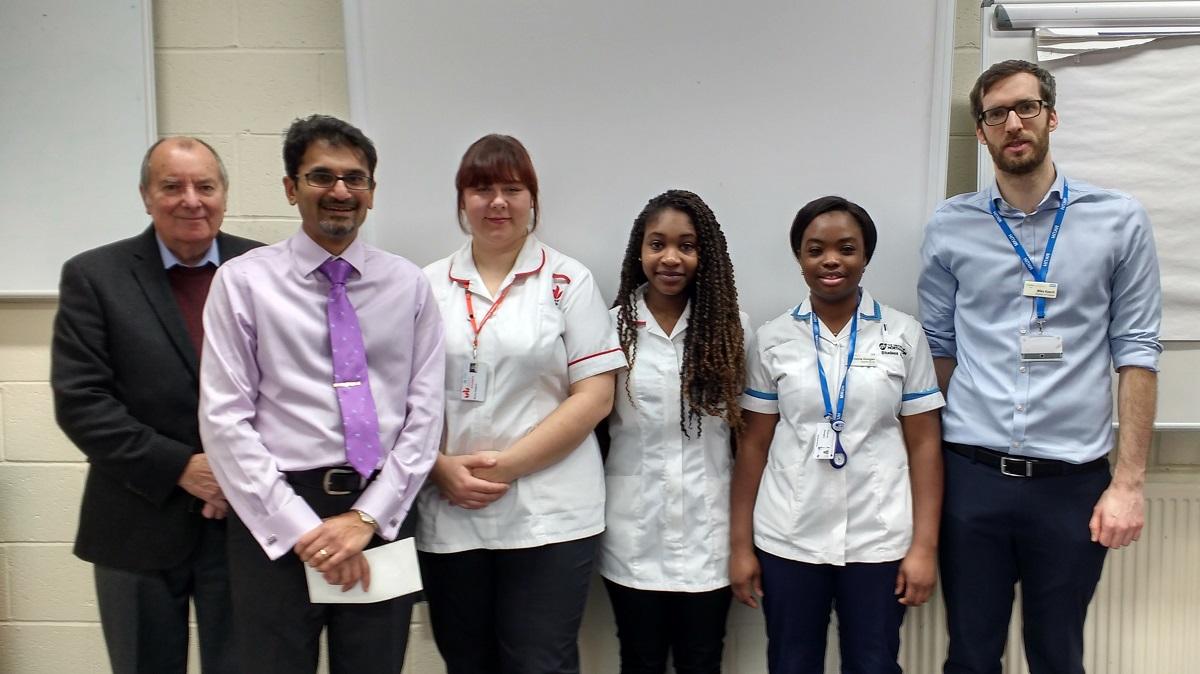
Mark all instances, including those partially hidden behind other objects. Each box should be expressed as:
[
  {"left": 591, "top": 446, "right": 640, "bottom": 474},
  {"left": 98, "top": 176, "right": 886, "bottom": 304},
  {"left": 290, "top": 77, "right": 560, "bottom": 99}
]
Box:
[
  {"left": 284, "top": 467, "right": 379, "bottom": 495},
  {"left": 946, "top": 442, "right": 1108, "bottom": 478}
]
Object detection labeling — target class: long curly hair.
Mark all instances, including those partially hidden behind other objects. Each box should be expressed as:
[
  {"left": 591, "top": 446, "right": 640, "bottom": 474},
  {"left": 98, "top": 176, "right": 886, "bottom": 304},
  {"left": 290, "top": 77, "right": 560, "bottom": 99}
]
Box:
[{"left": 614, "top": 189, "right": 745, "bottom": 435}]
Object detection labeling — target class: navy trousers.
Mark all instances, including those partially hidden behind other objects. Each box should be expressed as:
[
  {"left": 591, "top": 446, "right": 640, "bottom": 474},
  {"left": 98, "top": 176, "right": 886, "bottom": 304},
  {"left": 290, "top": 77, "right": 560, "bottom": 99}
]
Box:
[
  {"left": 602, "top": 578, "right": 731, "bottom": 673},
  {"left": 757, "top": 549, "right": 906, "bottom": 674},
  {"left": 419, "top": 535, "right": 599, "bottom": 674},
  {"left": 940, "top": 446, "right": 1111, "bottom": 674}
]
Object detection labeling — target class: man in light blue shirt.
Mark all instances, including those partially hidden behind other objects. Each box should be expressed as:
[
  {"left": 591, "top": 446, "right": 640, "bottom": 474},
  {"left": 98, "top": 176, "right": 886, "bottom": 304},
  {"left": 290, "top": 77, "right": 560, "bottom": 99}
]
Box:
[{"left": 919, "top": 59, "right": 1160, "bottom": 674}]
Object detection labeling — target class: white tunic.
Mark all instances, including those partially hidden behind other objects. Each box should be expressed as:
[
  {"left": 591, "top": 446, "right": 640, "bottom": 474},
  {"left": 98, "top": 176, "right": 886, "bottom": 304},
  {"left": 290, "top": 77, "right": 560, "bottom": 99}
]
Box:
[
  {"left": 598, "top": 287, "right": 751, "bottom": 592},
  {"left": 740, "top": 290, "right": 944, "bottom": 565},
  {"left": 418, "top": 234, "right": 625, "bottom": 553}
]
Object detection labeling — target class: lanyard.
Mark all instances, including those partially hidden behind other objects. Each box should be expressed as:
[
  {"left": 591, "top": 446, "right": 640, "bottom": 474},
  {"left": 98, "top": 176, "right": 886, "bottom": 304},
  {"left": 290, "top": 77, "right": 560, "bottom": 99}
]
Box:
[
  {"left": 811, "top": 303, "right": 858, "bottom": 469},
  {"left": 463, "top": 284, "right": 514, "bottom": 360},
  {"left": 989, "top": 180, "right": 1069, "bottom": 325}
]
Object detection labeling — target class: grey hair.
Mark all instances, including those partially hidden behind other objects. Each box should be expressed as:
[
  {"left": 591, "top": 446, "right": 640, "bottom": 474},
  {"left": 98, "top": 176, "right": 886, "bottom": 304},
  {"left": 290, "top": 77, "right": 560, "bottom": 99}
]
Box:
[{"left": 139, "top": 136, "right": 229, "bottom": 189}]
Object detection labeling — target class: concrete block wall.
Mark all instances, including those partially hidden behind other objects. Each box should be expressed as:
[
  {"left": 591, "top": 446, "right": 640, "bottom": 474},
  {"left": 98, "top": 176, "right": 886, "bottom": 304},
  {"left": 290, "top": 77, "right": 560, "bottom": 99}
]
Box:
[{"left": 1, "top": 0, "right": 1197, "bottom": 672}]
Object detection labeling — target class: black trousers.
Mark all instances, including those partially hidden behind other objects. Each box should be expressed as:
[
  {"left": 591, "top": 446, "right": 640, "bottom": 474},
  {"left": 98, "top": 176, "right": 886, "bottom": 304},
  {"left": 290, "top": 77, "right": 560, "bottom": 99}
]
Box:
[
  {"left": 94, "top": 518, "right": 235, "bottom": 674},
  {"left": 602, "top": 578, "right": 731, "bottom": 674},
  {"left": 225, "top": 481, "right": 416, "bottom": 674},
  {"left": 418, "top": 535, "right": 599, "bottom": 674},
  {"left": 757, "top": 550, "right": 906, "bottom": 674},
  {"left": 940, "top": 446, "right": 1111, "bottom": 674}
]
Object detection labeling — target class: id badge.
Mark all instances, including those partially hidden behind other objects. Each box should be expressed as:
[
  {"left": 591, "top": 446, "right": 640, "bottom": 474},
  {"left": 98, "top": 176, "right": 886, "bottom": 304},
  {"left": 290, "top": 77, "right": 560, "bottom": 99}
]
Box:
[
  {"left": 459, "top": 361, "right": 490, "bottom": 401},
  {"left": 1020, "top": 334, "right": 1063, "bottom": 362},
  {"left": 1022, "top": 280, "right": 1058, "bottom": 299},
  {"left": 813, "top": 426, "right": 835, "bottom": 460},
  {"left": 851, "top": 355, "right": 876, "bottom": 368}
]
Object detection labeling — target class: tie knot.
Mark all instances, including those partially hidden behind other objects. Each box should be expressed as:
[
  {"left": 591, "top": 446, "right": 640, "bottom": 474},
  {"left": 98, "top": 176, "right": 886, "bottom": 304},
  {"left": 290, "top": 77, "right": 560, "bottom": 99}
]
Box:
[{"left": 318, "top": 257, "right": 353, "bottom": 286}]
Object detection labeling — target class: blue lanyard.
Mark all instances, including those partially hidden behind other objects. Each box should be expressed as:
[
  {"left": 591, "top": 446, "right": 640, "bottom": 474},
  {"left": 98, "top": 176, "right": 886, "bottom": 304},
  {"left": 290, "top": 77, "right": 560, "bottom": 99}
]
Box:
[
  {"left": 811, "top": 303, "right": 858, "bottom": 469},
  {"left": 988, "top": 181, "right": 1069, "bottom": 323}
]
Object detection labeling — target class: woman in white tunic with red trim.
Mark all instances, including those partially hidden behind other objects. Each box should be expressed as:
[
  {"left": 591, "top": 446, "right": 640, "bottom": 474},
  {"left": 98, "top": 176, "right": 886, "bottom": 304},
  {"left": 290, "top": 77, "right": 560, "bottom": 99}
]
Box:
[
  {"left": 730, "top": 196, "right": 945, "bottom": 674},
  {"left": 417, "top": 135, "right": 625, "bottom": 674},
  {"left": 599, "top": 190, "right": 749, "bottom": 673}
]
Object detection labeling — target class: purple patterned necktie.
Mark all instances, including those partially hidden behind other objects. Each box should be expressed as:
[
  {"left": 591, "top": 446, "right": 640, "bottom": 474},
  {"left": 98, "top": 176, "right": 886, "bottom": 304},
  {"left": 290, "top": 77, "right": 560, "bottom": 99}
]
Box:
[{"left": 318, "top": 257, "right": 381, "bottom": 478}]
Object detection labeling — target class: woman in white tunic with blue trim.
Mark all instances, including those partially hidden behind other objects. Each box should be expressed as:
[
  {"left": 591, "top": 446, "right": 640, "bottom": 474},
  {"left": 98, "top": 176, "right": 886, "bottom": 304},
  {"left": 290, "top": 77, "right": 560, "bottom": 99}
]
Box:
[
  {"left": 599, "top": 190, "right": 749, "bottom": 673},
  {"left": 729, "top": 196, "right": 945, "bottom": 674}
]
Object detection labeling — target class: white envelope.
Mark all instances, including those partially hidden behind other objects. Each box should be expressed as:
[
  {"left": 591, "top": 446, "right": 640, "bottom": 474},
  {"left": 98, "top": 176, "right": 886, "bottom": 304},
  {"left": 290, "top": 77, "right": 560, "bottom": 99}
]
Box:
[{"left": 304, "top": 537, "right": 422, "bottom": 604}]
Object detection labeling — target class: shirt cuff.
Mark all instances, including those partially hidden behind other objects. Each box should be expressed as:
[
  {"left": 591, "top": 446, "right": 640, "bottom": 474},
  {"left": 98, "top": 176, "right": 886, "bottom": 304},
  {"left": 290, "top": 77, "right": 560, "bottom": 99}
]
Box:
[
  {"left": 740, "top": 389, "right": 779, "bottom": 415},
  {"left": 353, "top": 479, "right": 414, "bottom": 542},
  {"left": 899, "top": 388, "right": 946, "bottom": 416},
  {"left": 567, "top": 348, "right": 626, "bottom": 383},
  {"left": 255, "top": 496, "right": 323, "bottom": 560}
]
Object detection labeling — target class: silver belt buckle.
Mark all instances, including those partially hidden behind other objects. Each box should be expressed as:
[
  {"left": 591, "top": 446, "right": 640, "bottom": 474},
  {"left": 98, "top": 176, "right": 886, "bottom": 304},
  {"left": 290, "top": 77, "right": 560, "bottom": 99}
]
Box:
[
  {"left": 1000, "top": 456, "right": 1033, "bottom": 478},
  {"left": 321, "top": 467, "right": 357, "bottom": 495}
]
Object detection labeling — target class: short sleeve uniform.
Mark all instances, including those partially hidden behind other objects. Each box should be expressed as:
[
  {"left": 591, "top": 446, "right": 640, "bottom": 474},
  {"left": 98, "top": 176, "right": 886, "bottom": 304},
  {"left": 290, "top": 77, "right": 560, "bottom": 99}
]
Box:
[
  {"left": 418, "top": 234, "right": 625, "bottom": 553},
  {"left": 740, "top": 290, "right": 944, "bottom": 565},
  {"left": 598, "top": 286, "right": 751, "bottom": 592}
]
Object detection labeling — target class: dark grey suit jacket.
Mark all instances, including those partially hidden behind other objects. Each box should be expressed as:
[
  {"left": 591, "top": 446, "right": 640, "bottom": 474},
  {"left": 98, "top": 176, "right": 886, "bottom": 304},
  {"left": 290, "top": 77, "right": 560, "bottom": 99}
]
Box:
[{"left": 51, "top": 226, "right": 262, "bottom": 571}]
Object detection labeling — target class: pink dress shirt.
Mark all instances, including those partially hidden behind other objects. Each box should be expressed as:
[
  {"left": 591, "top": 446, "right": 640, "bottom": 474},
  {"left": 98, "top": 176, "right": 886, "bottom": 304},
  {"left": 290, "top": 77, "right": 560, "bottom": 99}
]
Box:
[{"left": 199, "top": 231, "right": 445, "bottom": 560}]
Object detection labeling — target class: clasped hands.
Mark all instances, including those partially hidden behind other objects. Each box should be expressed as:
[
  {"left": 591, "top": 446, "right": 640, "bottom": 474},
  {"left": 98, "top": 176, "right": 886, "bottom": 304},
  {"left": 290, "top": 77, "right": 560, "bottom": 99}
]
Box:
[
  {"left": 295, "top": 512, "right": 377, "bottom": 591},
  {"left": 431, "top": 451, "right": 511, "bottom": 510}
]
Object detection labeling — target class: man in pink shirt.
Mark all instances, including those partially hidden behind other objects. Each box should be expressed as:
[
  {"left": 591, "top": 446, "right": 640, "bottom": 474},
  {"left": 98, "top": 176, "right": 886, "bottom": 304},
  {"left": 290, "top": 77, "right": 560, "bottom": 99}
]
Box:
[{"left": 199, "top": 115, "right": 445, "bottom": 673}]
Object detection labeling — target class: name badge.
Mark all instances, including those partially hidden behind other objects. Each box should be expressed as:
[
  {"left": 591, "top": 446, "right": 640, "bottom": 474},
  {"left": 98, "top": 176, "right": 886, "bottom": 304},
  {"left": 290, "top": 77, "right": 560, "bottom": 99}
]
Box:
[
  {"left": 851, "top": 356, "right": 876, "bottom": 368},
  {"left": 1022, "top": 280, "right": 1058, "bottom": 299},
  {"left": 1020, "top": 334, "right": 1064, "bottom": 362},
  {"left": 813, "top": 426, "right": 835, "bottom": 460},
  {"left": 459, "top": 361, "right": 490, "bottom": 401}
]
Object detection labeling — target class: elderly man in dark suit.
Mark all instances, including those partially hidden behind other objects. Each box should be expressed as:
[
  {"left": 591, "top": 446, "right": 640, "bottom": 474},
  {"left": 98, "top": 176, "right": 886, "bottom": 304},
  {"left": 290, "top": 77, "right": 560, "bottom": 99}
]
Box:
[{"left": 51, "top": 137, "right": 261, "bottom": 674}]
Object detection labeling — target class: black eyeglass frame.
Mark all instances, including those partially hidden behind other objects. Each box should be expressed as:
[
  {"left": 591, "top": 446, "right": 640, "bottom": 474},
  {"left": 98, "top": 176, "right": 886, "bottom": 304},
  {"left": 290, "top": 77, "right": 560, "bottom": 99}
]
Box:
[
  {"left": 303, "top": 171, "right": 375, "bottom": 191},
  {"left": 978, "top": 99, "right": 1049, "bottom": 126}
]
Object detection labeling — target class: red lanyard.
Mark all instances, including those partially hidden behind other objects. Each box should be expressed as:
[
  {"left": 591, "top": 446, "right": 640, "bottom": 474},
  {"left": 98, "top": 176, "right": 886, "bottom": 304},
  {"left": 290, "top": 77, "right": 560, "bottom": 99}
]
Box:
[{"left": 464, "top": 284, "right": 514, "bottom": 360}]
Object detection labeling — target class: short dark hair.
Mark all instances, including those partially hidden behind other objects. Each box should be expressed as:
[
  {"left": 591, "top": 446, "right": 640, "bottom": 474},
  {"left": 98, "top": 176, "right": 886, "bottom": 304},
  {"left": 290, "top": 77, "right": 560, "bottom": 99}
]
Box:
[
  {"left": 140, "top": 137, "right": 228, "bottom": 189},
  {"left": 455, "top": 134, "right": 539, "bottom": 232},
  {"left": 970, "top": 59, "right": 1056, "bottom": 124},
  {"left": 789, "top": 196, "right": 878, "bottom": 263},
  {"left": 283, "top": 114, "right": 378, "bottom": 180}
]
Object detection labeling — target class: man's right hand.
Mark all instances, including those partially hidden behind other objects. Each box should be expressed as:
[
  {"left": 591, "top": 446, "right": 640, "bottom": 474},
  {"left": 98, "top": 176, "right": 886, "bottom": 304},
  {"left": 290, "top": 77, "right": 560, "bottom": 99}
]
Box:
[
  {"left": 179, "top": 454, "right": 228, "bottom": 513},
  {"left": 431, "top": 453, "right": 510, "bottom": 509}
]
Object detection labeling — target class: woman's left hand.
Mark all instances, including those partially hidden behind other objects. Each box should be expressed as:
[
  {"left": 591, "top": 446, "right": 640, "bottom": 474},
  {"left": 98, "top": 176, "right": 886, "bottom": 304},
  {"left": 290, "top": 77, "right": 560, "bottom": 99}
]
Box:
[{"left": 894, "top": 545, "right": 937, "bottom": 606}]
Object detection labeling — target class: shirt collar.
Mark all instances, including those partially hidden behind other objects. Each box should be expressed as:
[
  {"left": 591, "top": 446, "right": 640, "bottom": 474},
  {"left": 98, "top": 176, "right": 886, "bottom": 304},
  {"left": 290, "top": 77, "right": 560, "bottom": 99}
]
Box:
[
  {"left": 633, "top": 283, "right": 691, "bottom": 339},
  {"left": 157, "top": 233, "right": 220, "bottom": 269},
  {"left": 290, "top": 230, "right": 367, "bottom": 279},
  {"left": 988, "top": 166, "right": 1066, "bottom": 216},
  {"left": 447, "top": 234, "right": 545, "bottom": 295},
  {"left": 791, "top": 288, "right": 881, "bottom": 326}
]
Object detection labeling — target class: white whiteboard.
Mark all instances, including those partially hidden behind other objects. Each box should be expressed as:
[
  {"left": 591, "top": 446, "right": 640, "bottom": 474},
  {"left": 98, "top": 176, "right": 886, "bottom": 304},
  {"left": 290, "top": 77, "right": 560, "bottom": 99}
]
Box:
[
  {"left": 978, "top": 4, "right": 1199, "bottom": 428},
  {"left": 0, "top": 0, "right": 156, "bottom": 297},
  {"left": 343, "top": 0, "right": 953, "bottom": 327}
]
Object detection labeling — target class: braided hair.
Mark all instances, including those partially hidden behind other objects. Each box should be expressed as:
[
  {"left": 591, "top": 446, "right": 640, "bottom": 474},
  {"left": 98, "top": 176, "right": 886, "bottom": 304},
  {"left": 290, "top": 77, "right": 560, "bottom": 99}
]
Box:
[{"left": 614, "top": 189, "right": 745, "bottom": 436}]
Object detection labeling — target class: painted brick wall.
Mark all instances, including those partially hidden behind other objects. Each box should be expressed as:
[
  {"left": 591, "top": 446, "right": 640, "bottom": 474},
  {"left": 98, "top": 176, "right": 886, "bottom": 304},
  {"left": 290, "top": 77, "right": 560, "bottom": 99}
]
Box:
[{"left": 1, "top": 1, "right": 1196, "bottom": 672}]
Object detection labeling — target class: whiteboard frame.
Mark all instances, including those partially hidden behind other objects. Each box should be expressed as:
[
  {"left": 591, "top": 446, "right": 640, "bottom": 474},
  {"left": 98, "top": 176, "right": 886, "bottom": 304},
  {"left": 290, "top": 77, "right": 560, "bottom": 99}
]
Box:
[
  {"left": 343, "top": 0, "right": 955, "bottom": 327},
  {"left": 0, "top": 0, "right": 157, "bottom": 298}
]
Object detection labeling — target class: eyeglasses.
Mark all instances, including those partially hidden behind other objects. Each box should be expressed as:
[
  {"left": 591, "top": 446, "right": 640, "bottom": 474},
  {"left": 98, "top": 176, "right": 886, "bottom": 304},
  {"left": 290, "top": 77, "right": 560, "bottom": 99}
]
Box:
[
  {"left": 979, "top": 99, "right": 1048, "bottom": 126},
  {"left": 303, "top": 171, "right": 374, "bottom": 191}
]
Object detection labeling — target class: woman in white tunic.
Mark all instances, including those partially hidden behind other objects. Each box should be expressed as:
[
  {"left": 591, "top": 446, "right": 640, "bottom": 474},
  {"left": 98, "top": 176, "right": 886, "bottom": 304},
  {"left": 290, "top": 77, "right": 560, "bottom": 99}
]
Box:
[
  {"left": 729, "top": 196, "right": 944, "bottom": 674},
  {"left": 599, "top": 190, "right": 748, "bottom": 673},
  {"left": 417, "top": 135, "right": 626, "bottom": 674}
]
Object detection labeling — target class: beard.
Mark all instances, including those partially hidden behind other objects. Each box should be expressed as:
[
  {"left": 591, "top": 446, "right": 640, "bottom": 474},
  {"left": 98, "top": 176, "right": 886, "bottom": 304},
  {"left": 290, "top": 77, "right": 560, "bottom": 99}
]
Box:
[
  {"left": 987, "top": 128, "right": 1051, "bottom": 176},
  {"left": 317, "top": 198, "right": 360, "bottom": 238}
]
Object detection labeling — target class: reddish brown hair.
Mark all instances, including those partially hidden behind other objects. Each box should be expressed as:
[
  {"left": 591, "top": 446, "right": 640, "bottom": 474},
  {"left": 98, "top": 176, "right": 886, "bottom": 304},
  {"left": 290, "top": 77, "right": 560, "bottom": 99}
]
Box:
[{"left": 455, "top": 134, "right": 540, "bottom": 232}]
